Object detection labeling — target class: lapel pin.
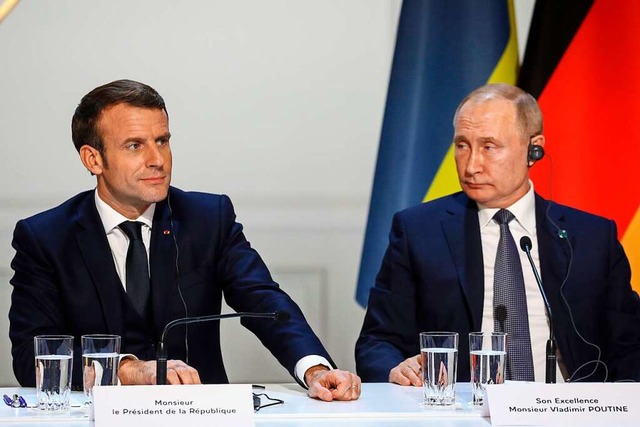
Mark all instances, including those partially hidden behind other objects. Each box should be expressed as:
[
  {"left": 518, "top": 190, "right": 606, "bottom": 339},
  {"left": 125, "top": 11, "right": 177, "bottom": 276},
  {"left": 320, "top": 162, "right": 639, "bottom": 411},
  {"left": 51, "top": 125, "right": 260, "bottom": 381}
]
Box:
[{"left": 163, "top": 230, "right": 171, "bottom": 235}]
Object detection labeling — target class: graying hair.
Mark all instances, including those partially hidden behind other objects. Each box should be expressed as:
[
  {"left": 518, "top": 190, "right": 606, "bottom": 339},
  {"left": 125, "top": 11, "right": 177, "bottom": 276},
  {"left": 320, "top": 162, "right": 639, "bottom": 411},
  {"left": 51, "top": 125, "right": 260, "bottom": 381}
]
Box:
[{"left": 452, "top": 83, "right": 543, "bottom": 139}]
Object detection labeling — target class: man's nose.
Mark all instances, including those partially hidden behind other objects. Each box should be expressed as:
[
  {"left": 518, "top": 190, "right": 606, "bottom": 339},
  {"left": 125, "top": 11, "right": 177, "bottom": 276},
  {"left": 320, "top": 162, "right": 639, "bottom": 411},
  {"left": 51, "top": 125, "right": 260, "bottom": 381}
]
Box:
[
  {"left": 464, "top": 150, "right": 483, "bottom": 176},
  {"left": 146, "top": 144, "right": 165, "bottom": 168}
]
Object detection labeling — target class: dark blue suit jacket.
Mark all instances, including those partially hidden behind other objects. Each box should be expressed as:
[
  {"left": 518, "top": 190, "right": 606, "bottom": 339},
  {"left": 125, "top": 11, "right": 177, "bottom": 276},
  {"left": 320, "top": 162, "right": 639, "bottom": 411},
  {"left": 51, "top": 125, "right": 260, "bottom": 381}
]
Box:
[
  {"left": 10, "top": 187, "right": 333, "bottom": 387},
  {"left": 356, "top": 192, "right": 640, "bottom": 382}
]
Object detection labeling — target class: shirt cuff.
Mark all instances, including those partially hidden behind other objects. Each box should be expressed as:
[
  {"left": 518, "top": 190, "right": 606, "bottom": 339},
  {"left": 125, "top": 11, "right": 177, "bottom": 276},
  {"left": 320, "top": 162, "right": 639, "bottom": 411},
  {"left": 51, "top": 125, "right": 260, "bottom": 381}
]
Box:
[
  {"left": 118, "top": 353, "right": 137, "bottom": 364},
  {"left": 294, "top": 355, "right": 333, "bottom": 387}
]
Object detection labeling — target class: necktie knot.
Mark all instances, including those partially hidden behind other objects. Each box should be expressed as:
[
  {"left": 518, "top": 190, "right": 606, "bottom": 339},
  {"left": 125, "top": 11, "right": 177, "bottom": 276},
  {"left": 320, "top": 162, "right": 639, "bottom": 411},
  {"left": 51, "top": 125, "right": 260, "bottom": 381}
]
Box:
[
  {"left": 493, "top": 209, "right": 515, "bottom": 225},
  {"left": 119, "top": 221, "right": 144, "bottom": 241}
]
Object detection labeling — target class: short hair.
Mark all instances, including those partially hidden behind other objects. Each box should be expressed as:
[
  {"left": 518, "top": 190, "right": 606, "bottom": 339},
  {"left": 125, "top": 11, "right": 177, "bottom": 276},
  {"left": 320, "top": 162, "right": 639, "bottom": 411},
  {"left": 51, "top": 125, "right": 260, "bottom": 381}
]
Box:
[
  {"left": 452, "top": 83, "right": 543, "bottom": 139},
  {"left": 71, "top": 79, "right": 167, "bottom": 153}
]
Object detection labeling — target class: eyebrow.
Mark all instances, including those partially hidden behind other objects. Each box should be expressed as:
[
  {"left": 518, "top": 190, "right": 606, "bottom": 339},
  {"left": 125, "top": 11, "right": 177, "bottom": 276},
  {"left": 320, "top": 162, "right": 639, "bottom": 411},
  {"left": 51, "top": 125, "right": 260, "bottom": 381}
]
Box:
[
  {"left": 453, "top": 135, "right": 499, "bottom": 144},
  {"left": 156, "top": 132, "right": 171, "bottom": 142},
  {"left": 121, "top": 132, "right": 171, "bottom": 146}
]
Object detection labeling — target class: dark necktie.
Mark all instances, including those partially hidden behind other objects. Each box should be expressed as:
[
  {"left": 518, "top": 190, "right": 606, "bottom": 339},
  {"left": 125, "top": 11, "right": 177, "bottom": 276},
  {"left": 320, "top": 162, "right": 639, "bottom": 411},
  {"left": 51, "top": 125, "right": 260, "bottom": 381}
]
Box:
[
  {"left": 493, "top": 209, "right": 535, "bottom": 381},
  {"left": 119, "top": 221, "right": 151, "bottom": 321}
]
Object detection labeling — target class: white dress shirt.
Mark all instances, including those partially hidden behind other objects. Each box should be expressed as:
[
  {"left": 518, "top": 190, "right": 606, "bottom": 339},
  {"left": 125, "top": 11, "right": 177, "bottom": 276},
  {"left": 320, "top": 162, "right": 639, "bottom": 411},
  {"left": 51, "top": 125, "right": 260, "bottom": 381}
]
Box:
[
  {"left": 478, "top": 183, "right": 564, "bottom": 382},
  {"left": 94, "top": 190, "right": 155, "bottom": 290}
]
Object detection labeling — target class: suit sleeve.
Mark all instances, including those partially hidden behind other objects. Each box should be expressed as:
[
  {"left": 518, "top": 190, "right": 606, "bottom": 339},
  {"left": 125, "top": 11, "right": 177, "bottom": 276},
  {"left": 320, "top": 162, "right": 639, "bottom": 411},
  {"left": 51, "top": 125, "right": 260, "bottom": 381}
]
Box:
[
  {"left": 9, "top": 219, "right": 82, "bottom": 387},
  {"left": 355, "top": 212, "right": 420, "bottom": 382},
  {"left": 603, "top": 220, "right": 640, "bottom": 381},
  {"left": 213, "top": 195, "right": 335, "bottom": 382}
]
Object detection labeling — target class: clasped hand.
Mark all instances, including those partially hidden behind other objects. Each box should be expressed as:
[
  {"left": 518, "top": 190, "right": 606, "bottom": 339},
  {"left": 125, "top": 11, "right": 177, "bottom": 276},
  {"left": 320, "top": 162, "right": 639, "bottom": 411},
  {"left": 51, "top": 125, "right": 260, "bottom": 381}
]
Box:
[
  {"left": 119, "top": 358, "right": 201, "bottom": 385},
  {"left": 305, "top": 365, "right": 361, "bottom": 401},
  {"left": 389, "top": 354, "right": 423, "bottom": 387}
]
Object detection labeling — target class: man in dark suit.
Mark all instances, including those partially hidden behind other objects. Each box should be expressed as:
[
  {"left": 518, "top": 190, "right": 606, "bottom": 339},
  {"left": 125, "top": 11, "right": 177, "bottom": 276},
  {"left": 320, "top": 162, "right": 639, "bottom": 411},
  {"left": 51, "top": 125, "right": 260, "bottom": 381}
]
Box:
[
  {"left": 356, "top": 83, "right": 640, "bottom": 384},
  {"left": 9, "top": 79, "right": 360, "bottom": 401}
]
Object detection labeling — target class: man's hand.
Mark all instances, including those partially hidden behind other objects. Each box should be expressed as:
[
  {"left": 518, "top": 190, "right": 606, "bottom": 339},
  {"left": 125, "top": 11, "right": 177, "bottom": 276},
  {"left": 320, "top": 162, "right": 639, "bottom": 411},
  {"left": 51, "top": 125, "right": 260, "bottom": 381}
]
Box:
[
  {"left": 388, "top": 355, "right": 422, "bottom": 386},
  {"left": 304, "top": 365, "right": 361, "bottom": 401},
  {"left": 118, "top": 358, "right": 201, "bottom": 385}
]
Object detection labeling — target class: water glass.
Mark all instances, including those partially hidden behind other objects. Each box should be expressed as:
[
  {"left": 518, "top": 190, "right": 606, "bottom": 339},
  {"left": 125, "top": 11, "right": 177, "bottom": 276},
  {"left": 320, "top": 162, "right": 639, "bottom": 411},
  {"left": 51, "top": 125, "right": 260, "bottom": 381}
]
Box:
[
  {"left": 420, "top": 332, "right": 458, "bottom": 405},
  {"left": 469, "top": 332, "right": 507, "bottom": 405},
  {"left": 34, "top": 335, "right": 74, "bottom": 410},
  {"left": 82, "top": 334, "right": 121, "bottom": 405}
]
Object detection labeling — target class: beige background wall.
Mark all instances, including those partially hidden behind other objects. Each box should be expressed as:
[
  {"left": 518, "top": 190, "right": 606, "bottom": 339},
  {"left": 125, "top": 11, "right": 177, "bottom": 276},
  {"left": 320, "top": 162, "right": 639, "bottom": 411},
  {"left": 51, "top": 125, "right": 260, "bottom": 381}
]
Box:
[{"left": 0, "top": 0, "right": 534, "bottom": 386}]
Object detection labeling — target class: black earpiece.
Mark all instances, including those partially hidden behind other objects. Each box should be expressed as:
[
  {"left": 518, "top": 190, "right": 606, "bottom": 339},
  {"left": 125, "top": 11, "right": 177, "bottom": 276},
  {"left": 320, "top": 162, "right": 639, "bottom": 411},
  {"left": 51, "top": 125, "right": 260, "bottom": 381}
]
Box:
[{"left": 528, "top": 144, "right": 545, "bottom": 164}]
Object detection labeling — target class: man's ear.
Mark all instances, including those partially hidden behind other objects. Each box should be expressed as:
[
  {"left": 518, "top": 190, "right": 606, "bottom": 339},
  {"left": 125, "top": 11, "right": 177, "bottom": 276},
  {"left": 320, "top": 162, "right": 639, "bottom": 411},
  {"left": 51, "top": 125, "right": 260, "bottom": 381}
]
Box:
[
  {"left": 531, "top": 134, "right": 545, "bottom": 149},
  {"left": 79, "top": 145, "right": 105, "bottom": 175}
]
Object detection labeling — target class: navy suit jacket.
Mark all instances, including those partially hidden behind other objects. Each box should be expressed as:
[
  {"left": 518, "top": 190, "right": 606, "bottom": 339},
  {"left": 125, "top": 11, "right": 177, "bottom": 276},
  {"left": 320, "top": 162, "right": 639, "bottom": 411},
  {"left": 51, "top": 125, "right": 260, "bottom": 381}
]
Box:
[
  {"left": 356, "top": 192, "right": 640, "bottom": 382},
  {"left": 10, "top": 187, "right": 333, "bottom": 387}
]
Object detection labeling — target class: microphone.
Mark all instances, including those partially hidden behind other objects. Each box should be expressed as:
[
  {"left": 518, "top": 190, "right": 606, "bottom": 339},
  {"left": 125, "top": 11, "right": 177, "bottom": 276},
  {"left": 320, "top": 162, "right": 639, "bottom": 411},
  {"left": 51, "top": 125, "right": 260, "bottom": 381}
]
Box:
[
  {"left": 519, "top": 236, "right": 556, "bottom": 383},
  {"left": 494, "top": 305, "right": 507, "bottom": 332},
  {"left": 156, "top": 311, "right": 290, "bottom": 385}
]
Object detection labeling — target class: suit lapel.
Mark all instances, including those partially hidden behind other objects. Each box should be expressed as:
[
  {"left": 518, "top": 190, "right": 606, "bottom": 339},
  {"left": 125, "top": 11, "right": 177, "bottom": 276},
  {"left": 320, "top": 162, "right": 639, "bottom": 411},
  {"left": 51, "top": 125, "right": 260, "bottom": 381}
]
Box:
[
  {"left": 536, "top": 196, "right": 571, "bottom": 302},
  {"left": 442, "top": 195, "right": 484, "bottom": 331},
  {"left": 149, "top": 197, "right": 179, "bottom": 334},
  {"left": 74, "top": 193, "right": 125, "bottom": 334},
  {"left": 535, "top": 195, "right": 574, "bottom": 368}
]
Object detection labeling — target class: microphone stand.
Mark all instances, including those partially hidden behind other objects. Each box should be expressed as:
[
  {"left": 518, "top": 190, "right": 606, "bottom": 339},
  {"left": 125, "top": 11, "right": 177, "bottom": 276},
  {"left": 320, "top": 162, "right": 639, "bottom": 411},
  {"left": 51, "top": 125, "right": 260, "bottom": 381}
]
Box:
[
  {"left": 520, "top": 237, "right": 556, "bottom": 384},
  {"left": 156, "top": 311, "right": 289, "bottom": 385}
]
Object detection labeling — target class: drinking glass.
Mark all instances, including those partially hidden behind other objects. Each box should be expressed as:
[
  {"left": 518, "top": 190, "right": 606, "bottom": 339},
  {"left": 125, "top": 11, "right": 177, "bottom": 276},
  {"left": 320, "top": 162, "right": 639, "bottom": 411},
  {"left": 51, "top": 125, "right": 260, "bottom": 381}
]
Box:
[
  {"left": 420, "top": 332, "right": 458, "bottom": 406},
  {"left": 469, "top": 331, "right": 507, "bottom": 405},
  {"left": 81, "top": 334, "right": 121, "bottom": 405},
  {"left": 34, "top": 335, "right": 74, "bottom": 410}
]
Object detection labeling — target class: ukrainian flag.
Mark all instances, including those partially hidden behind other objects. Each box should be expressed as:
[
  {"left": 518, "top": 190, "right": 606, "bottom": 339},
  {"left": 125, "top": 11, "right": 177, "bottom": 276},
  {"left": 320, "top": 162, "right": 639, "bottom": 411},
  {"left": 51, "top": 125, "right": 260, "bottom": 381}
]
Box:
[{"left": 356, "top": 0, "right": 519, "bottom": 306}]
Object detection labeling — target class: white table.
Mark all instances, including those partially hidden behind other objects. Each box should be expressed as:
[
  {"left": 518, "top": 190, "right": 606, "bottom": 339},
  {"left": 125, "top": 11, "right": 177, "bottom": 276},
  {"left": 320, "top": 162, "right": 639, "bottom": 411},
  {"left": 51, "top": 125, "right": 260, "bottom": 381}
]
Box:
[{"left": 1, "top": 383, "right": 489, "bottom": 426}]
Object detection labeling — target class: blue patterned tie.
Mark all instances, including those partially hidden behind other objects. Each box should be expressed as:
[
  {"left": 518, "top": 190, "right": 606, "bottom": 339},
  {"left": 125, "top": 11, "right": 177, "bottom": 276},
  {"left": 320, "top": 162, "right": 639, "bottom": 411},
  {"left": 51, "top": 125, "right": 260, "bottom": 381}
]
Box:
[
  {"left": 119, "top": 221, "right": 151, "bottom": 321},
  {"left": 493, "top": 209, "right": 535, "bottom": 381}
]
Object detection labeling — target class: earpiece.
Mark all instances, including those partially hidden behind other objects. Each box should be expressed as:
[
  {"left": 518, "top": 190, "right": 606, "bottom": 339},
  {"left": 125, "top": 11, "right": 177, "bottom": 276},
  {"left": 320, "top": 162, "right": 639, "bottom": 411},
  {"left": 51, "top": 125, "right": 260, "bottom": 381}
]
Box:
[{"left": 528, "top": 144, "right": 545, "bottom": 163}]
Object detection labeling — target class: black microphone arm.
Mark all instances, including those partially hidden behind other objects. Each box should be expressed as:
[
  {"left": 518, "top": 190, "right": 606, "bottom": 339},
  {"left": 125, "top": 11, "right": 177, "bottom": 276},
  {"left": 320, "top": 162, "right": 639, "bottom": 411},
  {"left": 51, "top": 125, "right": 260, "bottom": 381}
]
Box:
[
  {"left": 519, "top": 236, "right": 556, "bottom": 384},
  {"left": 156, "top": 311, "right": 291, "bottom": 385}
]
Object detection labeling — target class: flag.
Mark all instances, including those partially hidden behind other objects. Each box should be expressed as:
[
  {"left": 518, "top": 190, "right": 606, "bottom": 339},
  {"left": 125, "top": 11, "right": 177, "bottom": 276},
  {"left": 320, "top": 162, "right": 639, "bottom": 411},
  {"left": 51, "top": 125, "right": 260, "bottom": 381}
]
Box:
[
  {"left": 0, "top": 0, "right": 20, "bottom": 24},
  {"left": 519, "top": 0, "right": 640, "bottom": 293},
  {"left": 356, "top": 0, "right": 519, "bottom": 306}
]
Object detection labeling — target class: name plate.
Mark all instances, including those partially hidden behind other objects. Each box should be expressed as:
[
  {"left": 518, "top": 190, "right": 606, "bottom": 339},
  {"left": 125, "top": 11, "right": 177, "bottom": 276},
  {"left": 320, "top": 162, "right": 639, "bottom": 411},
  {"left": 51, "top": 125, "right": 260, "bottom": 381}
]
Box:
[
  {"left": 486, "top": 382, "right": 640, "bottom": 426},
  {"left": 93, "top": 384, "right": 254, "bottom": 427}
]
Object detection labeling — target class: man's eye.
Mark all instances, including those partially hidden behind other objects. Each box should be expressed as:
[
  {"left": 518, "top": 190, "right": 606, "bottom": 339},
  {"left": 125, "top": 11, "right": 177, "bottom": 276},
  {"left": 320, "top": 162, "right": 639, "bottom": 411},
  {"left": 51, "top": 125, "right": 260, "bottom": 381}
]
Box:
[{"left": 127, "top": 143, "right": 141, "bottom": 150}]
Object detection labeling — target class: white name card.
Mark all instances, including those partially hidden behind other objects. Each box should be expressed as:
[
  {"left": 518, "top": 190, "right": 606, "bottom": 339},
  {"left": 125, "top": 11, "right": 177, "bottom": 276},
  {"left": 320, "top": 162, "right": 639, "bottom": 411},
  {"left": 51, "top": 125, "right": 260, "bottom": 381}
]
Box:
[
  {"left": 486, "top": 382, "right": 640, "bottom": 426},
  {"left": 93, "top": 384, "right": 254, "bottom": 427}
]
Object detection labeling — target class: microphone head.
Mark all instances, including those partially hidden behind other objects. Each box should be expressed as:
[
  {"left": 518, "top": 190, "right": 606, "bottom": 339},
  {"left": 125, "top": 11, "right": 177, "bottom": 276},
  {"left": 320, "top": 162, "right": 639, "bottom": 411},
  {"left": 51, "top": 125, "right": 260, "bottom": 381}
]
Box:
[
  {"left": 274, "top": 311, "right": 291, "bottom": 322},
  {"left": 494, "top": 305, "right": 507, "bottom": 324},
  {"left": 519, "top": 236, "right": 533, "bottom": 252}
]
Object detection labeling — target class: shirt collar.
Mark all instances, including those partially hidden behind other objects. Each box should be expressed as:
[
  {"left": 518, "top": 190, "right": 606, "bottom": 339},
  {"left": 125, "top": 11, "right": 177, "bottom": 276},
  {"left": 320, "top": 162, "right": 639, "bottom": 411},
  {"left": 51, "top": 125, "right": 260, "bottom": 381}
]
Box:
[
  {"left": 94, "top": 189, "right": 156, "bottom": 234},
  {"left": 477, "top": 181, "right": 536, "bottom": 233}
]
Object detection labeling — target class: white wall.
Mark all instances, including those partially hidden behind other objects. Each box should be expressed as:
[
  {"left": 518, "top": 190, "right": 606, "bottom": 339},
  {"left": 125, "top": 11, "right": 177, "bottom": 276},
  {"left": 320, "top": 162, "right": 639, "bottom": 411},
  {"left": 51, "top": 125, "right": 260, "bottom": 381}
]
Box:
[{"left": 0, "top": 0, "right": 534, "bottom": 386}]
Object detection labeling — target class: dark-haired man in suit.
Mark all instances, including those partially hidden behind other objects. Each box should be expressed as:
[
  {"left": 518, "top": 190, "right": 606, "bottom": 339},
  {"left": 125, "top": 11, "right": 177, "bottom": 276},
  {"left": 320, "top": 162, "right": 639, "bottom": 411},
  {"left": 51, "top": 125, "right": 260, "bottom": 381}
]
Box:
[
  {"left": 356, "top": 83, "right": 640, "bottom": 384},
  {"left": 10, "top": 79, "right": 360, "bottom": 401}
]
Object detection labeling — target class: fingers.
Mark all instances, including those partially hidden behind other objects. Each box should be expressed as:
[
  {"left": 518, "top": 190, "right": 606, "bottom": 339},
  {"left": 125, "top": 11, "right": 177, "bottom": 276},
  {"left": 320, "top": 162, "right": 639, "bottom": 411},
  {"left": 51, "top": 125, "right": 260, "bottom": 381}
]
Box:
[
  {"left": 165, "top": 360, "right": 202, "bottom": 385},
  {"left": 334, "top": 372, "right": 361, "bottom": 401},
  {"left": 307, "top": 369, "right": 361, "bottom": 402},
  {"left": 388, "top": 355, "right": 422, "bottom": 387}
]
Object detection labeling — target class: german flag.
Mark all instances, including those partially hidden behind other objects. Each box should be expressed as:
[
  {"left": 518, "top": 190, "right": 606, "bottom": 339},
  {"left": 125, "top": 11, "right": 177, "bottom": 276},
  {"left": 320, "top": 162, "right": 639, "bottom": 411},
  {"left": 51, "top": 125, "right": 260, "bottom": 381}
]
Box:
[
  {"left": 519, "top": 0, "right": 640, "bottom": 293},
  {"left": 356, "top": 0, "right": 518, "bottom": 306}
]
